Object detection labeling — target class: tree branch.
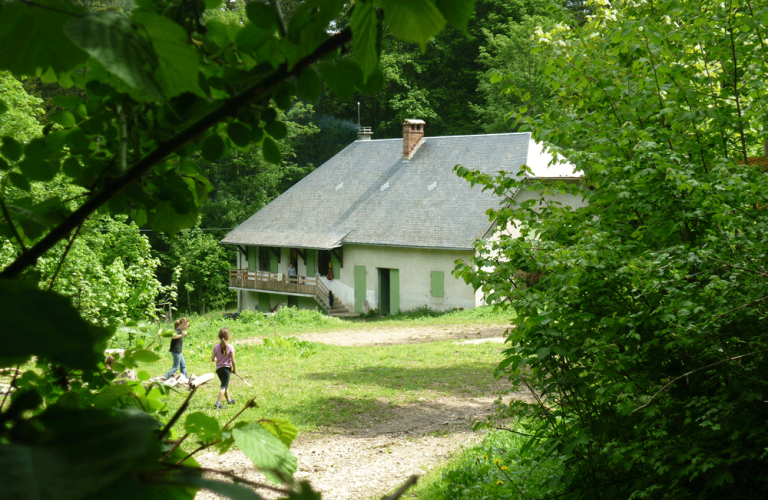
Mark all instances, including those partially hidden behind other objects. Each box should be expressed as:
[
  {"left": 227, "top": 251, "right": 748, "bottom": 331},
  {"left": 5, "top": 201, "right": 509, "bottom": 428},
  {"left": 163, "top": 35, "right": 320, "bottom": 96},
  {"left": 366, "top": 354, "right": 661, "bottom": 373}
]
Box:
[
  {"left": 631, "top": 348, "right": 768, "bottom": 415},
  {"left": 0, "top": 195, "right": 28, "bottom": 253},
  {"left": 159, "top": 386, "right": 198, "bottom": 440},
  {"left": 381, "top": 475, "right": 418, "bottom": 500},
  {"left": 0, "top": 365, "right": 21, "bottom": 411},
  {"left": 0, "top": 27, "right": 352, "bottom": 279},
  {"left": 47, "top": 221, "right": 84, "bottom": 290}
]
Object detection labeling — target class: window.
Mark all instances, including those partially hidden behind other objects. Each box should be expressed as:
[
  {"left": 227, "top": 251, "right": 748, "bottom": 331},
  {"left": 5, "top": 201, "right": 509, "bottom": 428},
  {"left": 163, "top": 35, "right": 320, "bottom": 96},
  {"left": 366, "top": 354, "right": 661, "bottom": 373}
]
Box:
[{"left": 259, "top": 247, "right": 269, "bottom": 271}]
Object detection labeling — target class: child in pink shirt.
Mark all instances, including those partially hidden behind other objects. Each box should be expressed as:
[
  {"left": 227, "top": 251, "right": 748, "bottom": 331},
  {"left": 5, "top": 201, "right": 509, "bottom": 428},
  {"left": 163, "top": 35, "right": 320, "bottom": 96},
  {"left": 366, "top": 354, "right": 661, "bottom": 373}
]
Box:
[{"left": 211, "top": 327, "right": 237, "bottom": 409}]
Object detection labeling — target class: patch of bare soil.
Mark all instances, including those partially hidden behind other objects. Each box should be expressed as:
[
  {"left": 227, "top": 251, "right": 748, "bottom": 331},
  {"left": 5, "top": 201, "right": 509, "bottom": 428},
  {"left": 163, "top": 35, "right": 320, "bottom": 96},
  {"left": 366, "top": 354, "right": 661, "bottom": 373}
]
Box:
[
  {"left": 196, "top": 324, "right": 523, "bottom": 500},
  {"left": 239, "top": 324, "right": 511, "bottom": 347}
]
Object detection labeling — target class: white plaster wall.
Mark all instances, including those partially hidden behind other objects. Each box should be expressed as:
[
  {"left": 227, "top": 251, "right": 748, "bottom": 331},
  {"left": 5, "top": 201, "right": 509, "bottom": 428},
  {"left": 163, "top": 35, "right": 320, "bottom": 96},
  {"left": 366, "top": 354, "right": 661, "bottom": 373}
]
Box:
[
  {"left": 320, "top": 276, "right": 354, "bottom": 306},
  {"left": 242, "top": 290, "right": 259, "bottom": 311},
  {"left": 501, "top": 186, "right": 587, "bottom": 238},
  {"left": 339, "top": 244, "right": 476, "bottom": 312},
  {"left": 477, "top": 184, "right": 588, "bottom": 306}
]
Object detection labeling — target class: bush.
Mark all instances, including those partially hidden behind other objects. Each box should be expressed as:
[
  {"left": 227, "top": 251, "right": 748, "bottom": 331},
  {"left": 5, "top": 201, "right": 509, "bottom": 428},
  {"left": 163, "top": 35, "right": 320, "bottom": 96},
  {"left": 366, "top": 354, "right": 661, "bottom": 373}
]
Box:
[{"left": 414, "top": 430, "right": 563, "bottom": 500}]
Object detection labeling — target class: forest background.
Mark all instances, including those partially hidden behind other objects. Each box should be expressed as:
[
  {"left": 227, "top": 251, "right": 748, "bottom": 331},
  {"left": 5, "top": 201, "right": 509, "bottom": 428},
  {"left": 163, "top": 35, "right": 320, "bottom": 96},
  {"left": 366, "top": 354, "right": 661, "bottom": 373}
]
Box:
[
  {"left": 3, "top": 0, "right": 768, "bottom": 499},
  {"left": 2, "top": 0, "right": 567, "bottom": 323}
]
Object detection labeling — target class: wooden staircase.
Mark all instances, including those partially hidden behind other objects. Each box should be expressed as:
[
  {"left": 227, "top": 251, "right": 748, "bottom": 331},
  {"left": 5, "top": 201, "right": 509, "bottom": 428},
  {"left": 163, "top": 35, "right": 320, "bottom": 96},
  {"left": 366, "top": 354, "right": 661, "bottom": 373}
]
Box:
[{"left": 316, "top": 279, "right": 358, "bottom": 318}]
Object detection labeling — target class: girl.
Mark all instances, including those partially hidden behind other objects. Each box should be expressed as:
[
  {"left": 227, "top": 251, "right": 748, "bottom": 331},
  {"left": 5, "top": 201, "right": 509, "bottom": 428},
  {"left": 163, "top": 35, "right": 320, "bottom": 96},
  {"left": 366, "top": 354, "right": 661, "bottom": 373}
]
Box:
[
  {"left": 165, "top": 317, "right": 189, "bottom": 380},
  {"left": 211, "top": 327, "right": 237, "bottom": 409}
]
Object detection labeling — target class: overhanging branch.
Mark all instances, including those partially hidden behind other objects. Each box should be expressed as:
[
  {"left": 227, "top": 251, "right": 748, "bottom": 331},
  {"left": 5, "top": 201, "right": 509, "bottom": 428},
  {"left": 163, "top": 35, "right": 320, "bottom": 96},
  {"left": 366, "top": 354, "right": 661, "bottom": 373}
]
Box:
[{"left": 0, "top": 27, "right": 352, "bottom": 279}]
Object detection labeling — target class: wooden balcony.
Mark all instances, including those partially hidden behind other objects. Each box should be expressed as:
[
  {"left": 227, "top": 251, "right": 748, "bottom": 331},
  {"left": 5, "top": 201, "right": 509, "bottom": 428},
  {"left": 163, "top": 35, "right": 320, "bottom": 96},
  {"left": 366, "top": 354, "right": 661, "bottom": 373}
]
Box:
[{"left": 229, "top": 269, "right": 317, "bottom": 296}]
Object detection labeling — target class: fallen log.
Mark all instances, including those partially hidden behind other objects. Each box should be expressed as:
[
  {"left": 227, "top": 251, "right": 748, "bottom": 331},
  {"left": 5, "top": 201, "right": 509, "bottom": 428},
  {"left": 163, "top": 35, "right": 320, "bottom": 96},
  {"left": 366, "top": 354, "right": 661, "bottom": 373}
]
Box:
[{"left": 191, "top": 372, "right": 214, "bottom": 388}]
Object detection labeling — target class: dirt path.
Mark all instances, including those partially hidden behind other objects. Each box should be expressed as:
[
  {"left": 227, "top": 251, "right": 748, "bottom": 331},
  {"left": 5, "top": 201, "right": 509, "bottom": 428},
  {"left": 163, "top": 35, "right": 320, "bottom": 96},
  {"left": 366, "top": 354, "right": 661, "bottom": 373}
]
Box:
[{"left": 195, "top": 324, "right": 520, "bottom": 500}]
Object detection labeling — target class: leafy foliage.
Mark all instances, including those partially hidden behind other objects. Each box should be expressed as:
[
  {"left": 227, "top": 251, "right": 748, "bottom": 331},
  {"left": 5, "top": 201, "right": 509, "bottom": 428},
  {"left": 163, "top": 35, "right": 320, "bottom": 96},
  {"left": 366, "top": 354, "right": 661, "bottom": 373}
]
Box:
[
  {"left": 413, "top": 430, "right": 563, "bottom": 500},
  {"left": 152, "top": 228, "right": 235, "bottom": 315},
  {"left": 457, "top": 0, "right": 768, "bottom": 498},
  {"left": 0, "top": 0, "right": 478, "bottom": 498},
  {"left": 316, "top": 0, "right": 553, "bottom": 138}
]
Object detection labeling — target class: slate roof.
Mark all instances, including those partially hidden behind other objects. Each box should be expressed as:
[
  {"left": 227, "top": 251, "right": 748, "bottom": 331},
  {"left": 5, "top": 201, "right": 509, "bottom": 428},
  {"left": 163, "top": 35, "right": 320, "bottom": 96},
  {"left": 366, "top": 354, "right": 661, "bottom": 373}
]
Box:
[{"left": 221, "top": 132, "right": 575, "bottom": 250}]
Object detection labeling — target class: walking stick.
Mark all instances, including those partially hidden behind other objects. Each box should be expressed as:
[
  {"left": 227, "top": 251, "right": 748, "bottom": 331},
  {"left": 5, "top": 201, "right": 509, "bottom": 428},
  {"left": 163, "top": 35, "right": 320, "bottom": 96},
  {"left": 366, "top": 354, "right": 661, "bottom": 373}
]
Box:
[{"left": 233, "top": 372, "right": 253, "bottom": 387}]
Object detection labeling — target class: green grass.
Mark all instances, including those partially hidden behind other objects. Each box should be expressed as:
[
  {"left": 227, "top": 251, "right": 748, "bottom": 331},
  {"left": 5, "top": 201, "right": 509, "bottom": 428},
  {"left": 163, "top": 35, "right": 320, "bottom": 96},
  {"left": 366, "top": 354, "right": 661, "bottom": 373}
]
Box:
[
  {"left": 143, "top": 340, "right": 505, "bottom": 432},
  {"left": 405, "top": 430, "right": 563, "bottom": 500},
  {"left": 107, "top": 305, "right": 513, "bottom": 349},
  {"left": 110, "top": 307, "right": 510, "bottom": 433}
]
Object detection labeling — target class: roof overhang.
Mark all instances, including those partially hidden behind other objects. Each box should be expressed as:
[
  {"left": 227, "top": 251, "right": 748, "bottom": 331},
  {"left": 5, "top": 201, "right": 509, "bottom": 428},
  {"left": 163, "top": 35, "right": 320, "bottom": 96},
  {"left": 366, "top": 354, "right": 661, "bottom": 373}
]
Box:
[{"left": 220, "top": 229, "right": 350, "bottom": 250}]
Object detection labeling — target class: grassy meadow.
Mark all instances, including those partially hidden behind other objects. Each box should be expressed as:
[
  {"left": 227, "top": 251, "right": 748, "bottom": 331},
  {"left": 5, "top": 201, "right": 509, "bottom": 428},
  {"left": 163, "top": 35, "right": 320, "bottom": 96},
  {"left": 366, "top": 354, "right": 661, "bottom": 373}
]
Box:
[
  {"left": 103, "top": 305, "right": 537, "bottom": 500},
  {"left": 108, "top": 306, "right": 513, "bottom": 432}
]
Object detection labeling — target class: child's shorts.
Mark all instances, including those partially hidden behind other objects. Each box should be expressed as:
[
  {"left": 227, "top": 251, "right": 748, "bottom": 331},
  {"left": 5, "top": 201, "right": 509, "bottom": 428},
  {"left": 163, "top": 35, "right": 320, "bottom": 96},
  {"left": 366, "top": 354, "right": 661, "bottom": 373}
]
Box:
[{"left": 216, "top": 367, "right": 231, "bottom": 389}]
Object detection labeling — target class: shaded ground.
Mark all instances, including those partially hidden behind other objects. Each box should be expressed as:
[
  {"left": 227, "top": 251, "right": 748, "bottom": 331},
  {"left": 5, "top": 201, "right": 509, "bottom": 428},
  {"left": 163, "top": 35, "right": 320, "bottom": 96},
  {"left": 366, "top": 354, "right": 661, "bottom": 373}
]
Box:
[{"left": 196, "top": 324, "right": 524, "bottom": 500}]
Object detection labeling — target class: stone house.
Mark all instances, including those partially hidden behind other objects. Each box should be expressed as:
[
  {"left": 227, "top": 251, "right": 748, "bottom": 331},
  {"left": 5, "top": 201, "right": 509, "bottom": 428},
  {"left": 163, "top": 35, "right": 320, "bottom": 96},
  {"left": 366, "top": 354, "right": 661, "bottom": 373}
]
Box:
[{"left": 220, "top": 120, "right": 583, "bottom": 316}]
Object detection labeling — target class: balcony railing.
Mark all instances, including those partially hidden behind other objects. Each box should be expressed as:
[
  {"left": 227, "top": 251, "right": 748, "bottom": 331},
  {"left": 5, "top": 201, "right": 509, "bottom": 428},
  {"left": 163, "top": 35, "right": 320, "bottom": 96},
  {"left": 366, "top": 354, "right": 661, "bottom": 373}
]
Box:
[{"left": 229, "top": 269, "right": 317, "bottom": 295}]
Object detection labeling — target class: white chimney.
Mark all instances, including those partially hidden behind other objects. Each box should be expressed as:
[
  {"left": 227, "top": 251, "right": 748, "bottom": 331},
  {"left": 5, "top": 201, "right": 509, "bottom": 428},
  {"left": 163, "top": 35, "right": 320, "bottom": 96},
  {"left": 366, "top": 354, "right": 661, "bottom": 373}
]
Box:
[{"left": 357, "top": 126, "right": 373, "bottom": 141}]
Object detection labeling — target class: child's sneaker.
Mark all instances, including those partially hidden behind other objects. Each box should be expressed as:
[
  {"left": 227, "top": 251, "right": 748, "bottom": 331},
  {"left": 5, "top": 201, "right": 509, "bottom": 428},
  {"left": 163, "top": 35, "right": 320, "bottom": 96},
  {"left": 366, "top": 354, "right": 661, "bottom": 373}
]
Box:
[
  {"left": 227, "top": 399, "right": 237, "bottom": 404},
  {"left": 214, "top": 401, "right": 224, "bottom": 410}
]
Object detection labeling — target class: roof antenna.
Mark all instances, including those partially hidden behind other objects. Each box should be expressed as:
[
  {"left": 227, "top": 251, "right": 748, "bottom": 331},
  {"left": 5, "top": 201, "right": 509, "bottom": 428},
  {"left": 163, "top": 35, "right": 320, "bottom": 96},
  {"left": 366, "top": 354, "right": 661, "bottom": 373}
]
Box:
[{"left": 357, "top": 102, "right": 360, "bottom": 130}]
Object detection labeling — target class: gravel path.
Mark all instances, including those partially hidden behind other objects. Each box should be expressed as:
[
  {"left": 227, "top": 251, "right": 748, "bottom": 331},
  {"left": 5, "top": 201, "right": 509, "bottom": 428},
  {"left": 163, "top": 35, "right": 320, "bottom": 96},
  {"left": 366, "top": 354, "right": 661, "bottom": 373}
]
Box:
[{"left": 195, "top": 323, "right": 519, "bottom": 500}]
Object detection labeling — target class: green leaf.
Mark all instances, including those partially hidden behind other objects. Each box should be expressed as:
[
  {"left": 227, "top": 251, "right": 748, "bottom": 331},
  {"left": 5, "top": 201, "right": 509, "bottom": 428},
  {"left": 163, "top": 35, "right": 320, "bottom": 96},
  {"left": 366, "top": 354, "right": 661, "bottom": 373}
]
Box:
[
  {"left": 8, "top": 172, "right": 31, "bottom": 191},
  {"left": 0, "top": 0, "right": 88, "bottom": 76},
  {"left": 146, "top": 199, "right": 199, "bottom": 235},
  {"left": 50, "top": 110, "right": 76, "bottom": 128},
  {"left": 0, "top": 99, "right": 8, "bottom": 115},
  {"left": 62, "top": 157, "right": 82, "bottom": 178},
  {"left": 185, "top": 477, "right": 265, "bottom": 500},
  {"left": 19, "top": 158, "right": 59, "bottom": 182},
  {"left": 297, "top": 67, "right": 322, "bottom": 100},
  {"left": 262, "top": 137, "right": 281, "bottom": 165},
  {"left": 320, "top": 60, "right": 362, "bottom": 98},
  {"left": 6, "top": 197, "right": 70, "bottom": 241},
  {"left": 246, "top": 1, "right": 278, "bottom": 30},
  {"left": 0, "top": 281, "right": 111, "bottom": 370},
  {"left": 259, "top": 418, "right": 298, "bottom": 448},
  {"left": 201, "top": 134, "right": 225, "bottom": 162},
  {"left": 236, "top": 23, "right": 274, "bottom": 53},
  {"left": 273, "top": 84, "right": 294, "bottom": 111},
  {"left": 0, "top": 158, "right": 9, "bottom": 171},
  {"left": 227, "top": 122, "right": 251, "bottom": 148},
  {"left": 53, "top": 95, "right": 85, "bottom": 109},
  {"left": 0, "top": 408, "right": 160, "bottom": 500},
  {"left": 131, "top": 11, "right": 206, "bottom": 98},
  {"left": 1, "top": 135, "right": 23, "bottom": 161},
  {"left": 233, "top": 423, "right": 298, "bottom": 484},
  {"left": 204, "top": 0, "right": 224, "bottom": 10},
  {"left": 264, "top": 121, "right": 287, "bottom": 140},
  {"left": 65, "top": 14, "right": 164, "bottom": 101},
  {"left": 205, "top": 19, "right": 230, "bottom": 49},
  {"left": 184, "top": 412, "right": 222, "bottom": 442},
  {"left": 435, "top": 0, "right": 476, "bottom": 33},
  {"left": 127, "top": 349, "right": 161, "bottom": 364},
  {"left": 376, "top": 0, "right": 446, "bottom": 51},
  {"left": 351, "top": 1, "right": 380, "bottom": 77},
  {"left": 357, "top": 66, "right": 383, "bottom": 92}
]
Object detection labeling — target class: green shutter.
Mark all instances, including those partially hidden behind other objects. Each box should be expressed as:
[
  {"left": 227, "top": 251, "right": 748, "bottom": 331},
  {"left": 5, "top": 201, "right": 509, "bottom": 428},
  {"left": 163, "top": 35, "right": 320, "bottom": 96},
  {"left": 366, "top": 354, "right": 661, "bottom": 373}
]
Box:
[
  {"left": 431, "top": 271, "right": 444, "bottom": 297},
  {"left": 247, "top": 247, "right": 256, "bottom": 272},
  {"left": 269, "top": 248, "right": 278, "bottom": 273},
  {"left": 354, "top": 266, "right": 367, "bottom": 313},
  {"left": 390, "top": 268, "right": 400, "bottom": 315},
  {"left": 306, "top": 250, "right": 316, "bottom": 276}
]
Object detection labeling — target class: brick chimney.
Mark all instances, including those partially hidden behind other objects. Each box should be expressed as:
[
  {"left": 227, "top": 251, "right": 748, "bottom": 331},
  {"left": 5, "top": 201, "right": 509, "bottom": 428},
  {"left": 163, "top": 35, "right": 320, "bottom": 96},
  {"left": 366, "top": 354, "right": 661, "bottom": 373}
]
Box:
[{"left": 402, "top": 119, "right": 425, "bottom": 159}]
